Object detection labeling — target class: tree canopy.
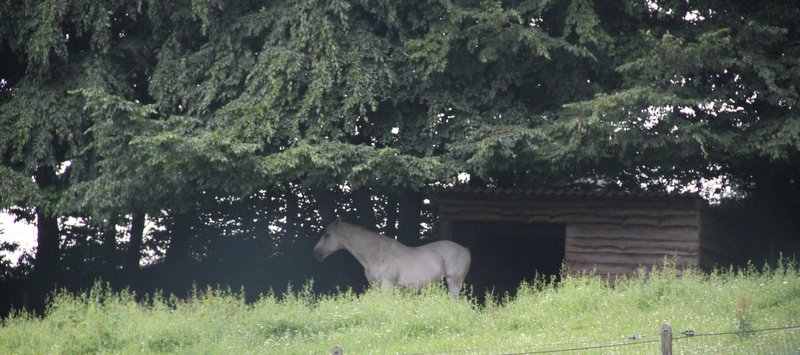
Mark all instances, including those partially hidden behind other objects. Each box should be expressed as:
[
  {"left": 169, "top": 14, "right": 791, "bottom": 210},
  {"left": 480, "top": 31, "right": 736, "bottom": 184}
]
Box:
[{"left": 1, "top": 0, "right": 798, "bottom": 311}]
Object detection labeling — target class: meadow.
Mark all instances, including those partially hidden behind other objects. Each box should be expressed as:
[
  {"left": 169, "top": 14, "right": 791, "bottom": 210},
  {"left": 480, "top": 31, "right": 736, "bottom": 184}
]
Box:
[{"left": 1, "top": 262, "right": 799, "bottom": 354}]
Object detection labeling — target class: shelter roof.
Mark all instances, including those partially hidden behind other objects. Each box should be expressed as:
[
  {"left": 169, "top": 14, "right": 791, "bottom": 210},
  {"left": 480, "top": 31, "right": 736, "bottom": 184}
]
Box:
[{"left": 426, "top": 186, "right": 702, "bottom": 200}]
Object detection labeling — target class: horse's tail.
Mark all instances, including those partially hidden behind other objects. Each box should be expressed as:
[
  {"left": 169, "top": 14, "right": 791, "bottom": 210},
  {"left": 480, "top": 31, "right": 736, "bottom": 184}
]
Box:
[
  {"left": 459, "top": 246, "right": 471, "bottom": 276},
  {"left": 443, "top": 243, "right": 471, "bottom": 291}
]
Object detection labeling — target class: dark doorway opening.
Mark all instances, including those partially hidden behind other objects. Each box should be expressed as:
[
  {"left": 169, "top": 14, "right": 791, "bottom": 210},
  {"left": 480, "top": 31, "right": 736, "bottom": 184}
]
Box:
[{"left": 451, "top": 221, "right": 565, "bottom": 301}]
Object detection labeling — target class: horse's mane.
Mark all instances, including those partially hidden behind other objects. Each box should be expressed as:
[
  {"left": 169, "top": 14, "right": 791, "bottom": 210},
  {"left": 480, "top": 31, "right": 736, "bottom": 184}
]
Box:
[{"left": 335, "top": 221, "right": 400, "bottom": 245}]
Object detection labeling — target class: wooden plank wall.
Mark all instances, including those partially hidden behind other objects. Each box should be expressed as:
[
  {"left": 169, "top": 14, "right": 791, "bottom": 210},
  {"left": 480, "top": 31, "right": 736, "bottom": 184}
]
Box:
[
  {"left": 436, "top": 193, "right": 703, "bottom": 276},
  {"left": 566, "top": 221, "right": 700, "bottom": 275}
]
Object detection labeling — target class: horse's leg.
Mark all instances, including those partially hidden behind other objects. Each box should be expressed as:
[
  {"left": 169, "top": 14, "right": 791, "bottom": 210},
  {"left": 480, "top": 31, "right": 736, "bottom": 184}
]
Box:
[
  {"left": 445, "top": 275, "right": 464, "bottom": 298},
  {"left": 379, "top": 279, "right": 394, "bottom": 293},
  {"left": 445, "top": 250, "right": 471, "bottom": 299},
  {"left": 365, "top": 267, "right": 391, "bottom": 293},
  {"left": 445, "top": 277, "right": 459, "bottom": 298}
]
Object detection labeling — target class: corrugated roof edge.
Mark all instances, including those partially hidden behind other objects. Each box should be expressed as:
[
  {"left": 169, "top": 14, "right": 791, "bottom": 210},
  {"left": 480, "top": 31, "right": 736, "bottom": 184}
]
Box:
[{"left": 425, "top": 186, "right": 702, "bottom": 199}]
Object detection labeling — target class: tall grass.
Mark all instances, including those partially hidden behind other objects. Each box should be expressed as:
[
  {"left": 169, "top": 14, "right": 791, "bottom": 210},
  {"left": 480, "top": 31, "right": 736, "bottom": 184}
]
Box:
[{"left": 1, "top": 262, "right": 799, "bottom": 354}]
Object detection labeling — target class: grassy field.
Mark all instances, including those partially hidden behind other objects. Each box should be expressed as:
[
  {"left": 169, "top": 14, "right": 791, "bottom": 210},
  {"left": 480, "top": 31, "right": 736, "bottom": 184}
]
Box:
[{"left": 1, "top": 262, "right": 799, "bottom": 354}]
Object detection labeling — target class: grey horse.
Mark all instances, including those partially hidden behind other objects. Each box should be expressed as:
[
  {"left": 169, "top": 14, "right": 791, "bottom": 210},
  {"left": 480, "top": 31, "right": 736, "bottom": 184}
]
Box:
[{"left": 313, "top": 220, "right": 471, "bottom": 298}]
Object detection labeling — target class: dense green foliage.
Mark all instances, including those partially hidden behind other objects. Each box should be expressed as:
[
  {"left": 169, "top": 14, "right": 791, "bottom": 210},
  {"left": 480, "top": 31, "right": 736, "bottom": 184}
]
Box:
[
  {"left": 1, "top": 264, "right": 799, "bottom": 353},
  {"left": 1, "top": 0, "right": 799, "bottom": 311}
]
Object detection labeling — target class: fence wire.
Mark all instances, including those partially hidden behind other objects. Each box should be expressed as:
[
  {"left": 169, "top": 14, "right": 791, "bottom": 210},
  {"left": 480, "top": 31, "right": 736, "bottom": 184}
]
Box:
[
  {"left": 503, "top": 338, "right": 661, "bottom": 354},
  {"left": 402, "top": 335, "right": 661, "bottom": 355},
  {"left": 398, "top": 324, "right": 800, "bottom": 355},
  {"left": 673, "top": 325, "right": 800, "bottom": 354}
]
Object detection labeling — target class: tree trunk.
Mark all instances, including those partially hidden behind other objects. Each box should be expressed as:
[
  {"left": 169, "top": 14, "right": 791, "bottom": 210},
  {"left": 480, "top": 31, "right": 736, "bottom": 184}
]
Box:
[
  {"left": 285, "top": 186, "right": 300, "bottom": 236},
  {"left": 165, "top": 210, "right": 193, "bottom": 266},
  {"left": 353, "top": 187, "right": 377, "bottom": 230},
  {"left": 286, "top": 185, "right": 315, "bottom": 254},
  {"left": 312, "top": 188, "right": 337, "bottom": 226},
  {"left": 31, "top": 167, "right": 60, "bottom": 312},
  {"left": 101, "top": 220, "right": 118, "bottom": 282},
  {"left": 385, "top": 192, "right": 398, "bottom": 238},
  {"left": 125, "top": 211, "right": 145, "bottom": 272},
  {"left": 33, "top": 210, "right": 59, "bottom": 278},
  {"left": 30, "top": 210, "right": 59, "bottom": 312},
  {"left": 753, "top": 171, "right": 784, "bottom": 266},
  {"left": 397, "top": 190, "right": 422, "bottom": 245}
]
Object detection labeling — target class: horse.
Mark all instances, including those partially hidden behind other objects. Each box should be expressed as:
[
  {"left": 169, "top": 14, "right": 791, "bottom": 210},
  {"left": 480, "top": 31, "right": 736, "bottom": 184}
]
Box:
[{"left": 313, "top": 219, "right": 471, "bottom": 298}]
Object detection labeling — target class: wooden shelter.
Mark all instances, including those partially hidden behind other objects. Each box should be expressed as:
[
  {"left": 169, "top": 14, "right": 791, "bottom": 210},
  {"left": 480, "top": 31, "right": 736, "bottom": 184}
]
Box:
[{"left": 429, "top": 188, "right": 725, "bottom": 290}]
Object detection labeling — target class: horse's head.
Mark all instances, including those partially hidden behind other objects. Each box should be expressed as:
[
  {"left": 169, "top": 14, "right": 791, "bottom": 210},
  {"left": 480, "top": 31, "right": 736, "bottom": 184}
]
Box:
[{"left": 313, "top": 219, "right": 344, "bottom": 261}]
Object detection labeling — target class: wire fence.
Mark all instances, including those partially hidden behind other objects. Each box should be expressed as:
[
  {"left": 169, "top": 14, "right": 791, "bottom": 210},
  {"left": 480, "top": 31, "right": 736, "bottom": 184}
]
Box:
[
  {"left": 401, "top": 336, "right": 663, "bottom": 355},
  {"left": 397, "top": 336, "right": 663, "bottom": 355},
  {"left": 330, "top": 323, "right": 800, "bottom": 354},
  {"left": 671, "top": 325, "right": 800, "bottom": 354}
]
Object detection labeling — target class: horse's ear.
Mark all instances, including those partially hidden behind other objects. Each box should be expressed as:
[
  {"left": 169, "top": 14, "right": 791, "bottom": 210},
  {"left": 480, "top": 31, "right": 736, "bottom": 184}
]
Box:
[{"left": 327, "top": 218, "right": 341, "bottom": 228}]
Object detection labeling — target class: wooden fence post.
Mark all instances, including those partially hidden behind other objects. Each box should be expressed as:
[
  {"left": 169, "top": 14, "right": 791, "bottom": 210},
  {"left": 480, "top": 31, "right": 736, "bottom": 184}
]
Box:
[
  {"left": 661, "top": 323, "right": 672, "bottom": 355},
  {"left": 331, "top": 345, "right": 343, "bottom": 355}
]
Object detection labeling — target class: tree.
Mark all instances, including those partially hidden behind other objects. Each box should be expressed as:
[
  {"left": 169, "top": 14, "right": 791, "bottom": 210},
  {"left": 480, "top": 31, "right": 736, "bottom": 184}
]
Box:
[
  {"left": 562, "top": 0, "right": 800, "bottom": 260},
  {"left": 2, "top": 0, "right": 798, "bottom": 312},
  {"left": 55, "top": 0, "right": 614, "bottom": 294},
  {"left": 0, "top": 0, "right": 136, "bottom": 306}
]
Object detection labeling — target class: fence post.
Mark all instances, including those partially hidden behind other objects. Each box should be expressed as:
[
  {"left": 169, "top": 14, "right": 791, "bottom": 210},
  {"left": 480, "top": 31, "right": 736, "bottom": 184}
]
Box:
[
  {"left": 661, "top": 323, "right": 672, "bottom": 355},
  {"left": 331, "top": 345, "right": 343, "bottom": 355}
]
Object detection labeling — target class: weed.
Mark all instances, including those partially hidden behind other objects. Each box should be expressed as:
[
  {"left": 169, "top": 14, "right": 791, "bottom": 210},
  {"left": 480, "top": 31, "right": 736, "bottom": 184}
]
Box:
[
  {"left": 1, "top": 262, "right": 798, "bottom": 353},
  {"left": 735, "top": 293, "right": 754, "bottom": 334}
]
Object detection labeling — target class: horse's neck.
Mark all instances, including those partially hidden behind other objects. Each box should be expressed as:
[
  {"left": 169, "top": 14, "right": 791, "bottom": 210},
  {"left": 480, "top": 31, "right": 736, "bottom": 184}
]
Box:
[{"left": 341, "top": 228, "right": 397, "bottom": 268}]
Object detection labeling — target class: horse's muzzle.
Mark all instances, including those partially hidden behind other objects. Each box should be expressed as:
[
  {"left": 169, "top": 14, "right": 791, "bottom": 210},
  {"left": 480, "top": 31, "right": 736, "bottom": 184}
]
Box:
[{"left": 313, "top": 249, "right": 325, "bottom": 262}]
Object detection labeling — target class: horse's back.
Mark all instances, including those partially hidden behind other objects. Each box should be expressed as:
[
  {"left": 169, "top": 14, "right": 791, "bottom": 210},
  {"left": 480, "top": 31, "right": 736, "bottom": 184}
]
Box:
[
  {"left": 422, "top": 240, "right": 470, "bottom": 273},
  {"left": 424, "top": 240, "right": 469, "bottom": 256}
]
